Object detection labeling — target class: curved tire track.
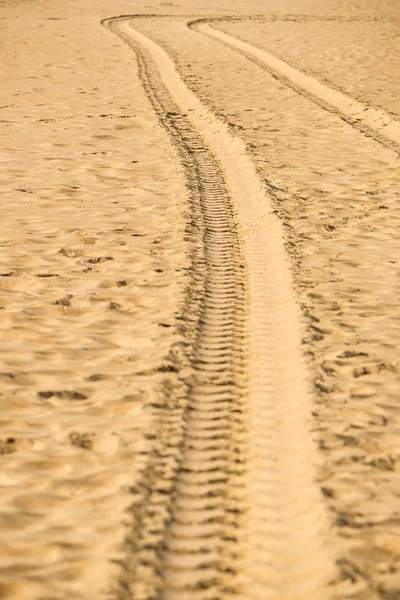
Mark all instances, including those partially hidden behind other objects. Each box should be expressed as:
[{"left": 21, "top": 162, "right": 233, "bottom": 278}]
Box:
[
  {"left": 103, "top": 16, "right": 246, "bottom": 600},
  {"left": 103, "top": 16, "right": 336, "bottom": 600},
  {"left": 191, "top": 20, "right": 400, "bottom": 156}
]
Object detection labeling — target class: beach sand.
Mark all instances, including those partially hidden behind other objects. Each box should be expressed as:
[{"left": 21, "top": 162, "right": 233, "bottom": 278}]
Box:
[{"left": 1, "top": 0, "right": 399, "bottom": 598}]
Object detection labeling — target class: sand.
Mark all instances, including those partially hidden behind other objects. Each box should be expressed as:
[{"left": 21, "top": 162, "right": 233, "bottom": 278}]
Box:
[
  {"left": 0, "top": 6, "right": 188, "bottom": 597},
  {"left": 1, "top": 0, "right": 399, "bottom": 598}
]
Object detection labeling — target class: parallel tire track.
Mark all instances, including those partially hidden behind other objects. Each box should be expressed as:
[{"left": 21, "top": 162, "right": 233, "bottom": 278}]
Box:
[
  {"left": 103, "top": 16, "right": 336, "bottom": 600},
  {"left": 191, "top": 20, "right": 400, "bottom": 156}
]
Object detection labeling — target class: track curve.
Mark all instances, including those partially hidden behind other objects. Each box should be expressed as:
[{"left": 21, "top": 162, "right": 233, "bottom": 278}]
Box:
[
  {"left": 102, "top": 16, "right": 336, "bottom": 600},
  {"left": 190, "top": 20, "right": 400, "bottom": 156}
]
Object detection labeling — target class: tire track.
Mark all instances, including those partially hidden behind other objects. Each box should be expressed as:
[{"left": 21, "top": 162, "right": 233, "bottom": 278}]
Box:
[
  {"left": 191, "top": 20, "right": 400, "bottom": 156},
  {"left": 103, "top": 16, "right": 246, "bottom": 600},
  {"left": 103, "top": 16, "right": 336, "bottom": 599}
]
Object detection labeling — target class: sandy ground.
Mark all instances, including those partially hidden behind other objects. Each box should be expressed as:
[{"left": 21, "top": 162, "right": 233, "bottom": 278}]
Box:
[
  {"left": 0, "top": 6, "right": 188, "bottom": 597},
  {"left": 1, "top": 0, "right": 400, "bottom": 598}
]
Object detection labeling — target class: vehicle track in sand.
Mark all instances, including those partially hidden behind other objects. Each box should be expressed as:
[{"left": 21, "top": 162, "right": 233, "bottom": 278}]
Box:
[
  {"left": 190, "top": 19, "right": 400, "bottom": 156},
  {"left": 102, "top": 16, "right": 335, "bottom": 600},
  {"left": 103, "top": 17, "right": 247, "bottom": 600}
]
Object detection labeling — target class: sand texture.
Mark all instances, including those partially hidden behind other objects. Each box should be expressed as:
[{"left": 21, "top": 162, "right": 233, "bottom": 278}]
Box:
[{"left": 1, "top": 0, "right": 400, "bottom": 598}]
